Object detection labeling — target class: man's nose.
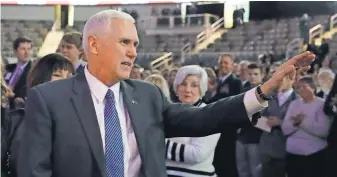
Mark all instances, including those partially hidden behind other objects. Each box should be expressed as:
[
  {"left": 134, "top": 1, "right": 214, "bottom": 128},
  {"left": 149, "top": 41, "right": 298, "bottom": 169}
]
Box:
[{"left": 127, "top": 46, "right": 137, "bottom": 59}]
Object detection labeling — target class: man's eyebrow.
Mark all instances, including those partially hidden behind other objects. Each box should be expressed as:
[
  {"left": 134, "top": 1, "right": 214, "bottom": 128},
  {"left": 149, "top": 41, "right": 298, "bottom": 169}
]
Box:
[{"left": 119, "top": 38, "right": 139, "bottom": 45}]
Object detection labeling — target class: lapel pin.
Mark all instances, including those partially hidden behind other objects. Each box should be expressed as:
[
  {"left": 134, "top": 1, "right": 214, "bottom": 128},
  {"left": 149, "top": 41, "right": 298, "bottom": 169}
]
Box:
[{"left": 132, "top": 100, "right": 138, "bottom": 104}]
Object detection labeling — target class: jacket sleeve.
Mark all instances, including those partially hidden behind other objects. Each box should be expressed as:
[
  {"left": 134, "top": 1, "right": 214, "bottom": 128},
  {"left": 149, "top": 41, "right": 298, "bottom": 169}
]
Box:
[
  {"left": 159, "top": 85, "right": 267, "bottom": 138},
  {"left": 17, "top": 88, "right": 52, "bottom": 177},
  {"left": 233, "top": 79, "right": 243, "bottom": 95},
  {"left": 324, "top": 76, "right": 337, "bottom": 117}
]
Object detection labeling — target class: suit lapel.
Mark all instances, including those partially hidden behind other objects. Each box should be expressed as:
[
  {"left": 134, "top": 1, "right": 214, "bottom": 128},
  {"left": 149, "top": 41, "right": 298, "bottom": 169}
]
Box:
[
  {"left": 219, "top": 74, "right": 231, "bottom": 85},
  {"left": 217, "top": 74, "right": 233, "bottom": 94},
  {"left": 120, "top": 80, "right": 148, "bottom": 175},
  {"left": 70, "top": 72, "right": 105, "bottom": 177},
  {"left": 13, "top": 61, "right": 31, "bottom": 89},
  {"left": 75, "top": 64, "right": 85, "bottom": 74}
]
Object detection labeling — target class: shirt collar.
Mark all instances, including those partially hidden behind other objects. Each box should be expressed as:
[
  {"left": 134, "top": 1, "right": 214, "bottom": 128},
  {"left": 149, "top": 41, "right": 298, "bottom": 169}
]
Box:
[
  {"left": 17, "top": 61, "right": 29, "bottom": 70},
  {"left": 220, "top": 72, "right": 232, "bottom": 82},
  {"left": 74, "top": 60, "right": 82, "bottom": 70},
  {"left": 84, "top": 66, "right": 120, "bottom": 103},
  {"left": 278, "top": 88, "right": 294, "bottom": 99}
]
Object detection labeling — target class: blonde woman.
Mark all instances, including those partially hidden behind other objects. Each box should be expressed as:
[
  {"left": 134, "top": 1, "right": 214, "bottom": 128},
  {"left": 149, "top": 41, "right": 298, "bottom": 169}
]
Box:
[
  {"left": 145, "top": 74, "right": 172, "bottom": 102},
  {"left": 1, "top": 57, "right": 12, "bottom": 109}
]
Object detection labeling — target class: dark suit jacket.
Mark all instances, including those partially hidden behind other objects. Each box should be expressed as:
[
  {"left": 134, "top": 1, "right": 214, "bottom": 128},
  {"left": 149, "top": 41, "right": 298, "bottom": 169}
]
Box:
[
  {"left": 209, "top": 74, "right": 243, "bottom": 103},
  {"left": 75, "top": 64, "right": 85, "bottom": 74},
  {"left": 18, "top": 71, "right": 250, "bottom": 177},
  {"left": 209, "top": 74, "right": 243, "bottom": 177},
  {"left": 243, "top": 81, "right": 251, "bottom": 92},
  {"left": 237, "top": 83, "right": 263, "bottom": 144},
  {"left": 1, "top": 105, "right": 10, "bottom": 177},
  {"left": 5, "top": 108, "right": 25, "bottom": 176},
  {"left": 260, "top": 91, "right": 298, "bottom": 158},
  {"left": 5, "top": 61, "right": 32, "bottom": 107},
  {"left": 324, "top": 77, "right": 337, "bottom": 147}
]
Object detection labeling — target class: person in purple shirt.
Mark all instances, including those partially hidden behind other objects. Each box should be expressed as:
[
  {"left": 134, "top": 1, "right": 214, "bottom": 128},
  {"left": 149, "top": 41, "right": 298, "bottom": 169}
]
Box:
[{"left": 282, "top": 76, "right": 331, "bottom": 177}]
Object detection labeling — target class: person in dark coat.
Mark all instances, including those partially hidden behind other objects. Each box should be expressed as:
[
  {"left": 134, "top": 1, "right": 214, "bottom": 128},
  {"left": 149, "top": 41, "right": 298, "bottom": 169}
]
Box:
[{"left": 323, "top": 76, "right": 337, "bottom": 177}]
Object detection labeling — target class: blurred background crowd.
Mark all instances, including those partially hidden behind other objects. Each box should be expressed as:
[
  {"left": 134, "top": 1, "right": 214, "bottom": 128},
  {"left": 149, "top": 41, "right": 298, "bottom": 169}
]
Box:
[{"left": 1, "top": 1, "right": 337, "bottom": 177}]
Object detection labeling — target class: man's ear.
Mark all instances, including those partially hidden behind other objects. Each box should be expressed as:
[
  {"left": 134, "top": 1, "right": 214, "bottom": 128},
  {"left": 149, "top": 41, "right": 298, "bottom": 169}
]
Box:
[{"left": 87, "top": 35, "right": 99, "bottom": 55}]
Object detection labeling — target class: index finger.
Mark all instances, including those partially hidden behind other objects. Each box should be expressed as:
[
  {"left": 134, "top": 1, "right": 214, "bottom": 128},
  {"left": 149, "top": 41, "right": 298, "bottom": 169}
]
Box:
[
  {"left": 280, "top": 51, "right": 315, "bottom": 70},
  {"left": 293, "top": 52, "right": 315, "bottom": 69}
]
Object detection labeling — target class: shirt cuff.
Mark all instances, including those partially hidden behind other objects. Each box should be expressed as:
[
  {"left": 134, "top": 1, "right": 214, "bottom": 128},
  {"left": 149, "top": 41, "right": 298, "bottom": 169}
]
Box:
[{"left": 244, "top": 87, "right": 268, "bottom": 121}]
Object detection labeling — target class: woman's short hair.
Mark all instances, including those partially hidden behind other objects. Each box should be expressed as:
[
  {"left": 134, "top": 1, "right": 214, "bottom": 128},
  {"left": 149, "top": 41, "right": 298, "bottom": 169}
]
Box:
[
  {"left": 173, "top": 65, "right": 208, "bottom": 97},
  {"left": 28, "top": 53, "right": 74, "bottom": 88},
  {"left": 145, "top": 74, "right": 172, "bottom": 102}
]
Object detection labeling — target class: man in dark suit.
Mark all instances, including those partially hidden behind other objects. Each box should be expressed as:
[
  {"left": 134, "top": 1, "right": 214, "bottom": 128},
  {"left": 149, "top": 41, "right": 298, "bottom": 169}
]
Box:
[
  {"left": 323, "top": 76, "right": 337, "bottom": 177},
  {"left": 210, "top": 54, "right": 243, "bottom": 102},
  {"left": 17, "top": 10, "right": 315, "bottom": 177},
  {"left": 210, "top": 54, "right": 243, "bottom": 177},
  {"left": 5, "top": 36, "right": 33, "bottom": 108}
]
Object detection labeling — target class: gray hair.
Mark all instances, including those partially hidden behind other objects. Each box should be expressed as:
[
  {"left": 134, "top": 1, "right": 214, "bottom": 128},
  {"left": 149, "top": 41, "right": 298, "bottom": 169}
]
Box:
[
  {"left": 82, "top": 10, "right": 135, "bottom": 54},
  {"left": 239, "top": 60, "right": 250, "bottom": 65},
  {"left": 173, "top": 65, "right": 208, "bottom": 97},
  {"left": 318, "top": 68, "right": 335, "bottom": 79}
]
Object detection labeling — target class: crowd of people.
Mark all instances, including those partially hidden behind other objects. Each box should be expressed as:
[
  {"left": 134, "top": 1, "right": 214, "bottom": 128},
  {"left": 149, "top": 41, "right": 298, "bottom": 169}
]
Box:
[
  {"left": 130, "top": 49, "right": 337, "bottom": 177},
  {"left": 0, "top": 9, "right": 336, "bottom": 177}
]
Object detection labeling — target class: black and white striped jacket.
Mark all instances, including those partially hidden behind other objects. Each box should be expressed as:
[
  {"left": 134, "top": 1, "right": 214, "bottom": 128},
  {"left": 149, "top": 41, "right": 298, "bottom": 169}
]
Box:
[{"left": 165, "top": 102, "right": 220, "bottom": 177}]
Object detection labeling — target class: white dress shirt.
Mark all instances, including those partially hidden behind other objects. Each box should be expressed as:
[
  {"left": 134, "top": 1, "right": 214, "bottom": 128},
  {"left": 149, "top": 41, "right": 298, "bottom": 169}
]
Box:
[
  {"left": 220, "top": 72, "right": 232, "bottom": 83},
  {"left": 85, "top": 67, "right": 141, "bottom": 177},
  {"left": 84, "top": 67, "right": 267, "bottom": 176},
  {"left": 278, "top": 88, "right": 294, "bottom": 106}
]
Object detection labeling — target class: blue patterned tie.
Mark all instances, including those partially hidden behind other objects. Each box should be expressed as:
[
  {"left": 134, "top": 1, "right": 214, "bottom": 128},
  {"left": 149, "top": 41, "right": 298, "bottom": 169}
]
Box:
[{"left": 105, "top": 89, "right": 124, "bottom": 177}]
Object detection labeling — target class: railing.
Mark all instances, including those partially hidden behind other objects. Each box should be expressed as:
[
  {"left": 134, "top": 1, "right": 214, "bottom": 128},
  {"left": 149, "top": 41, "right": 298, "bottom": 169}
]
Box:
[
  {"left": 52, "top": 19, "right": 61, "bottom": 31},
  {"left": 180, "top": 42, "right": 192, "bottom": 63},
  {"left": 309, "top": 24, "right": 324, "bottom": 43},
  {"left": 150, "top": 52, "right": 173, "bottom": 71},
  {"left": 196, "top": 17, "right": 224, "bottom": 45},
  {"left": 181, "top": 42, "right": 192, "bottom": 53},
  {"left": 211, "top": 17, "right": 224, "bottom": 33},
  {"left": 330, "top": 13, "right": 337, "bottom": 30},
  {"left": 286, "top": 38, "right": 303, "bottom": 60},
  {"left": 137, "top": 13, "right": 219, "bottom": 30}
]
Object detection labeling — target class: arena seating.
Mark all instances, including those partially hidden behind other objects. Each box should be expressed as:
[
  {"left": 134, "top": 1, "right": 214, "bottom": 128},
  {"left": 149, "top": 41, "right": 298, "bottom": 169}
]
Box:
[
  {"left": 1, "top": 20, "right": 53, "bottom": 58},
  {"left": 72, "top": 19, "right": 202, "bottom": 67},
  {"left": 1, "top": 14, "right": 331, "bottom": 69},
  {"left": 182, "top": 15, "right": 331, "bottom": 67}
]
